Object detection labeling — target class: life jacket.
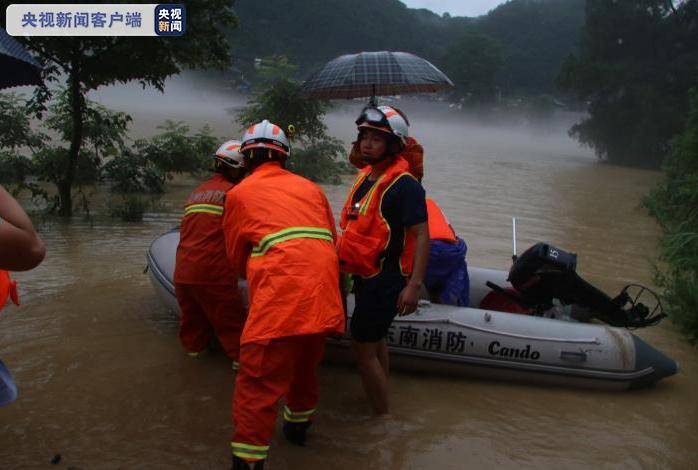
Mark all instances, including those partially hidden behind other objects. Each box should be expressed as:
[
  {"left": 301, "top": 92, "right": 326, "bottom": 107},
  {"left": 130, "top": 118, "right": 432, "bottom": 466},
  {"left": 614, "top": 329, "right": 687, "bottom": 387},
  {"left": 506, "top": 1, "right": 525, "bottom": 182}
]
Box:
[
  {"left": 174, "top": 173, "right": 237, "bottom": 285},
  {"left": 349, "top": 136, "right": 424, "bottom": 181},
  {"left": 338, "top": 156, "right": 417, "bottom": 277},
  {"left": 426, "top": 198, "right": 457, "bottom": 243},
  {"left": 0, "top": 270, "right": 19, "bottom": 312}
]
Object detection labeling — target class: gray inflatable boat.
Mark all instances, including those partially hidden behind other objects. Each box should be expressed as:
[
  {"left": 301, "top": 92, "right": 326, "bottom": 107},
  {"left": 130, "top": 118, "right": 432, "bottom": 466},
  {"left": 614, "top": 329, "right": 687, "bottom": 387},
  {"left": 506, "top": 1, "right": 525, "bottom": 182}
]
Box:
[{"left": 147, "top": 230, "right": 678, "bottom": 390}]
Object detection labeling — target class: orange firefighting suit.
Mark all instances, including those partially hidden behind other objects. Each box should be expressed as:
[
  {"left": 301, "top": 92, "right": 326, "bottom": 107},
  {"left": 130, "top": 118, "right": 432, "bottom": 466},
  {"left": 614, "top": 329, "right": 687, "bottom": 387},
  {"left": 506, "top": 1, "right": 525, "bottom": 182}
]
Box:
[
  {"left": 174, "top": 173, "right": 245, "bottom": 360},
  {"left": 223, "top": 162, "right": 344, "bottom": 462}
]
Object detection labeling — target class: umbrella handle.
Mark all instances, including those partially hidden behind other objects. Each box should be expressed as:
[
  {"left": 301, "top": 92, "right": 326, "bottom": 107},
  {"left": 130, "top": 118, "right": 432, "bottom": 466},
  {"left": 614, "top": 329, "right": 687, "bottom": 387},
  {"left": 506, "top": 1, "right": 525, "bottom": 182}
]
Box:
[{"left": 369, "top": 84, "right": 377, "bottom": 107}]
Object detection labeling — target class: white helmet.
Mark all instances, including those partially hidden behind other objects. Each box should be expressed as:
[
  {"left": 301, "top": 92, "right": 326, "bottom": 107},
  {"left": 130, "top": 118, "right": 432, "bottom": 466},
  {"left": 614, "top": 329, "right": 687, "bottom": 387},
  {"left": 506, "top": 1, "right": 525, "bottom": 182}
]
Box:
[
  {"left": 214, "top": 140, "right": 245, "bottom": 169},
  {"left": 356, "top": 105, "right": 409, "bottom": 146},
  {"left": 240, "top": 120, "right": 290, "bottom": 158}
]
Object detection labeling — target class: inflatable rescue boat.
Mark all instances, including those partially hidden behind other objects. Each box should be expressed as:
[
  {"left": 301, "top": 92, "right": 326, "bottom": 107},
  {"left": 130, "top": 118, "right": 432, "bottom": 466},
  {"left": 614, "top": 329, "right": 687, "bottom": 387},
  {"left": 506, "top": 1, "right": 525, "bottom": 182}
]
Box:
[{"left": 146, "top": 230, "right": 678, "bottom": 390}]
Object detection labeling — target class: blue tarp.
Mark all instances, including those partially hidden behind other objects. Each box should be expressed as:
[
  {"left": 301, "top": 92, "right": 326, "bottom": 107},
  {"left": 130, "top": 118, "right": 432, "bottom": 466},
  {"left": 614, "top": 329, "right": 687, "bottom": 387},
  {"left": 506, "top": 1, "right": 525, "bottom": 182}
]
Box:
[{"left": 424, "top": 237, "right": 470, "bottom": 307}]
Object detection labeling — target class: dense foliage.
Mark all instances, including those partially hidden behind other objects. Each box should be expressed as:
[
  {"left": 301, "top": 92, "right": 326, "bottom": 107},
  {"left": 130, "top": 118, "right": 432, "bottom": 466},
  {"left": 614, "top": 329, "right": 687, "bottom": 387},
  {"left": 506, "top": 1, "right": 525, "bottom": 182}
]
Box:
[
  {"left": 645, "top": 89, "right": 698, "bottom": 345},
  {"left": 230, "top": 0, "right": 585, "bottom": 100},
  {"left": 0, "top": 0, "right": 237, "bottom": 216},
  {"left": 440, "top": 31, "right": 503, "bottom": 103},
  {"left": 0, "top": 92, "right": 218, "bottom": 219},
  {"left": 558, "top": 0, "right": 698, "bottom": 168},
  {"left": 478, "top": 0, "right": 585, "bottom": 95}
]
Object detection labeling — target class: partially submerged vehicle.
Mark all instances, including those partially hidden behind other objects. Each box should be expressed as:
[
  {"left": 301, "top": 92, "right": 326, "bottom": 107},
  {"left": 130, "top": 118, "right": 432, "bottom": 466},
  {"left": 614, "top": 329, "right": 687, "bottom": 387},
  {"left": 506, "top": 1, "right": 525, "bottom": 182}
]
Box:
[{"left": 147, "top": 230, "right": 678, "bottom": 390}]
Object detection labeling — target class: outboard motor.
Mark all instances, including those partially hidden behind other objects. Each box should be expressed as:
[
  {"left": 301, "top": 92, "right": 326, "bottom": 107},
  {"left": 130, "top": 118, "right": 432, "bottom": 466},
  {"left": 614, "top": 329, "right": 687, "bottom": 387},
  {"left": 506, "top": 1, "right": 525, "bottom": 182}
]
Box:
[{"left": 487, "top": 243, "right": 666, "bottom": 328}]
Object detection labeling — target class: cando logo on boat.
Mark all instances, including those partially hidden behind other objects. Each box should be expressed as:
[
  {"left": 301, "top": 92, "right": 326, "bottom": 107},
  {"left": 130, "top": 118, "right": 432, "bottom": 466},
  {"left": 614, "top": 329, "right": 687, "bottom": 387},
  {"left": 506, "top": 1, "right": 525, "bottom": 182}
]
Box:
[{"left": 488, "top": 341, "right": 541, "bottom": 360}]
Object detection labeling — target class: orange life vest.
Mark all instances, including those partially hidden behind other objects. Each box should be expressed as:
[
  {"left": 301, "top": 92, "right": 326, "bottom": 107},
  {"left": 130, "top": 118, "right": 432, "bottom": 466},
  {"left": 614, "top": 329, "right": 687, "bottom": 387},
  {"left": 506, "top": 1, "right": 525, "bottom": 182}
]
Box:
[
  {"left": 0, "top": 270, "right": 19, "bottom": 312},
  {"left": 338, "top": 156, "right": 417, "bottom": 278},
  {"left": 426, "top": 199, "right": 457, "bottom": 243},
  {"left": 174, "top": 173, "right": 236, "bottom": 285}
]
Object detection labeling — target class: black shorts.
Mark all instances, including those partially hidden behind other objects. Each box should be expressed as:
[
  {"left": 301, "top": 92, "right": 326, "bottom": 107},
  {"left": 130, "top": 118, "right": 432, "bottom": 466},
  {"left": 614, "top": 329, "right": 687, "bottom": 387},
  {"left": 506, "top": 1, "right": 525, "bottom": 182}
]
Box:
[{"left": 350, "top": 268, "right": 406, "bottom": 343}]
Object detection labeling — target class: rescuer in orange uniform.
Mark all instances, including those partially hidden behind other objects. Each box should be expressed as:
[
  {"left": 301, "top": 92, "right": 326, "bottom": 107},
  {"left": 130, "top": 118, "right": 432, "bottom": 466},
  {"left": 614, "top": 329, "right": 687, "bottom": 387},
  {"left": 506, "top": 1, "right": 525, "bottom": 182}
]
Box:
[
  {"left": 223, "top": 120, "right": 344, "bottom": 469},
  {"left": 174, "top": 140, "right": 247, "bottom": 367},
  {"left": 348, "top": 113, "right": 470, "bottom": 307},
  {"left": 338, "top": 106, "right": 430, "bottom": 416}
]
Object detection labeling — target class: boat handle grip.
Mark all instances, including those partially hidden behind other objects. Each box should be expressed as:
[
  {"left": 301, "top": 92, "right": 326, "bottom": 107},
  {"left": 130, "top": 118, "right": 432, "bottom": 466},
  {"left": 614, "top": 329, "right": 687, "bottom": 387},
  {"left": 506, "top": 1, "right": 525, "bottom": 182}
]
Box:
[{"left": 560, "top": 351, "right": 587, "bottom": 362}]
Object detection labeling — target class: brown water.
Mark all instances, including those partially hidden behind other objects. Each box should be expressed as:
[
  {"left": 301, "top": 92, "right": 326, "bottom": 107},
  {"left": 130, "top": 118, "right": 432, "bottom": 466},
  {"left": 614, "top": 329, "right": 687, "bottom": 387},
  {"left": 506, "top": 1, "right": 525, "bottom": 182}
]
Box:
[{"left": 1, "top": 83, "right": 696, "bottom": 469}]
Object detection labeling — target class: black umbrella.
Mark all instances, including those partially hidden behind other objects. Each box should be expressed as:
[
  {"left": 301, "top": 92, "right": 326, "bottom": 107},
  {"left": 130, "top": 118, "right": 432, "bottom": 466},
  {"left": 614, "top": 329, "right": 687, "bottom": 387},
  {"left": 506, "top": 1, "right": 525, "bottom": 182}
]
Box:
[
  {"left": 301, "top": 51, "right": 454, "bottom": 104},
  {"left": 0, "top": 27, "right": 42, "bottom": 90}
]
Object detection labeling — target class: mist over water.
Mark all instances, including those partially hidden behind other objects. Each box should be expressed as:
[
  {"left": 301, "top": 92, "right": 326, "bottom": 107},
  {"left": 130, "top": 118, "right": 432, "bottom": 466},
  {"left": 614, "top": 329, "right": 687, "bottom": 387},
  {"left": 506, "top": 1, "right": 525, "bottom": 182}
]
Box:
[
  {"left": 2, "top": 75, "right": 696, "bottom": 469},
  {"left": 88, "top": 73, "right": 595, "bottom": 164},
  {"left": 88, "top": 73, "right": 246, "bottom": 138}
]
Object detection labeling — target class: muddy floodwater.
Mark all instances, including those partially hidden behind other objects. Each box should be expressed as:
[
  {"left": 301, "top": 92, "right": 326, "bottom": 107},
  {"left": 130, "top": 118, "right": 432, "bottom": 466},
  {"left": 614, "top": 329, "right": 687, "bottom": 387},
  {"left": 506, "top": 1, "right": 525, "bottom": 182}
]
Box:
[{"left": 1, "top": 81, "right": 696, "bottom": 469}]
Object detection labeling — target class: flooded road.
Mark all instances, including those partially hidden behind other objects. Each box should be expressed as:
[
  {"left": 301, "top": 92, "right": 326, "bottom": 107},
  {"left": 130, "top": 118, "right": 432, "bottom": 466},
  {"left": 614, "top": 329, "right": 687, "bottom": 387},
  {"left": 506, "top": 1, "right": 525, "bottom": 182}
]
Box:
[{"left": 1, "top": 83, "right": 696, "bottom": 469}]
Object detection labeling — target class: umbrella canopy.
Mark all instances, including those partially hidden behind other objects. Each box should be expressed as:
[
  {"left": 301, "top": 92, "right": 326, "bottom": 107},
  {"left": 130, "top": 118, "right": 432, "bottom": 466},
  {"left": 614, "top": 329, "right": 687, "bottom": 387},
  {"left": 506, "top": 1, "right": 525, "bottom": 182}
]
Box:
[
  {"left": 301, "top": 51, "right": 454, "bottom": 101},
  {"left": 0, "top": 27, "right": 42, "bottom": 90}
]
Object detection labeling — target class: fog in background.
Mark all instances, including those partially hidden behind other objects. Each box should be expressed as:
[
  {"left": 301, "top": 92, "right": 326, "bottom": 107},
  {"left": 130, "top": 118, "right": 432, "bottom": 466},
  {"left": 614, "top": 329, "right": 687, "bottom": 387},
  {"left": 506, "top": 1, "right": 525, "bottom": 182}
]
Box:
[
  {"left": 86, "top": 74, "right": 627, "bottom": 276},
  {"left": 85, "top": 73, "right": 595, "bottom": 168}
]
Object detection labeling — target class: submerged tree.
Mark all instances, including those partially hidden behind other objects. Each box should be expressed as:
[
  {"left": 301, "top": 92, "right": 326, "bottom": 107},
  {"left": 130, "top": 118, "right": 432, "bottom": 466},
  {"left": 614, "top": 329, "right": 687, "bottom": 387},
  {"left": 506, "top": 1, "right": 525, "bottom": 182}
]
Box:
[
  {"left": 8, "top": 0, "right": 237, "bottom": 216},
  {"left": 107, "top": 121, "right": 218, "bottom": 193}
]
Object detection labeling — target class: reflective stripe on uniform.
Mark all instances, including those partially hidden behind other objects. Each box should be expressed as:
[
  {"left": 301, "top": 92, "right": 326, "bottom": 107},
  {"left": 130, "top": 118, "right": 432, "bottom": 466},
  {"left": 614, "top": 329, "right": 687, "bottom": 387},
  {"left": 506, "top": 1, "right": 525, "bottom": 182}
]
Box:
[
  {"left": 282, "top": 405, "right": 316, "bottom": 423},
  {"left": 184, "top": 203, "right": 223, "bottom": 216},
  {"left": 359, "top": 175, "right": 386, "bottom": 215},
  {"left": 250, "top": 227, "right": 333, "bottom": 258},
  {"left": 230, "top": 442, "right": 269, "bottom": 461}
]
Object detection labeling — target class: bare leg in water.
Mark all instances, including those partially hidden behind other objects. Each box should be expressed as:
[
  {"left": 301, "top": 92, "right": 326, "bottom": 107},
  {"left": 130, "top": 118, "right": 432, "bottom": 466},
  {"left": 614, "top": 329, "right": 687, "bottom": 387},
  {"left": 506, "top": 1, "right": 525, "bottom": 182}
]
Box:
[
  {"left": 377, "top": 339, "right": 389, "bottom": 375},
  {"left": 353, "top": 339, "right": 390, "bottom": 415}
]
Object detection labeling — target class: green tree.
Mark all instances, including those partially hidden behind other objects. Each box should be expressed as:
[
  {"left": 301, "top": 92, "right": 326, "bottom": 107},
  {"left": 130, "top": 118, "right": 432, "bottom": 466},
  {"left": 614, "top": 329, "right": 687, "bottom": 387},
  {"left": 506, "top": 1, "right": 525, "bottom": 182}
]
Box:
[
  {"left": 0, "top": 94, "right": 46, "bottom": 197},
  {"left": 238, "top": 79, "right": 332, "bottom": 143},
  {"left": 230, "top": 0, "right": 584, "bottom": 97},
  {"left": 256, "top": 54, "right": 299, "bottom": 83},
  {"left": 103, "top": 149, "right": 165, "bottom": 195},
  {"left": 237, "top": 77, "right": 349, "bottom": 183},
  {"left": 557, "top": 0, "right": 698, "bottom": 168},
  {"left": 3, "top": 0, "right": 236, "bottom": 216},
  {"left": 441, "top": 31, "right": 503, "bottom": 103},
  {"left": 115, "top": 121, "right": 219, "bottom": 191},
  {"left": 478, "top": 0, "right": 585, "bottom": 95},
  {"left": 30, "top": 90, "right": 130, "bottom": 210},
  {"left": 0, "top": 93, "right": 44, "bottom": 152},
  {"left": 1, "top": 89, "right": 217, "bottom": 212}
]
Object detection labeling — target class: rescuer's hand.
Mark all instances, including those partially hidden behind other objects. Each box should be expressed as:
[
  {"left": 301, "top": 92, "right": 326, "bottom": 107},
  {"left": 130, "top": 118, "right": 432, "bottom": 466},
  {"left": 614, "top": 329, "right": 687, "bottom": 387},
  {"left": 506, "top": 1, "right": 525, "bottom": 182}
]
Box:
[{"left": 397, "top": 282, "right": 420, "bottom": 316}]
